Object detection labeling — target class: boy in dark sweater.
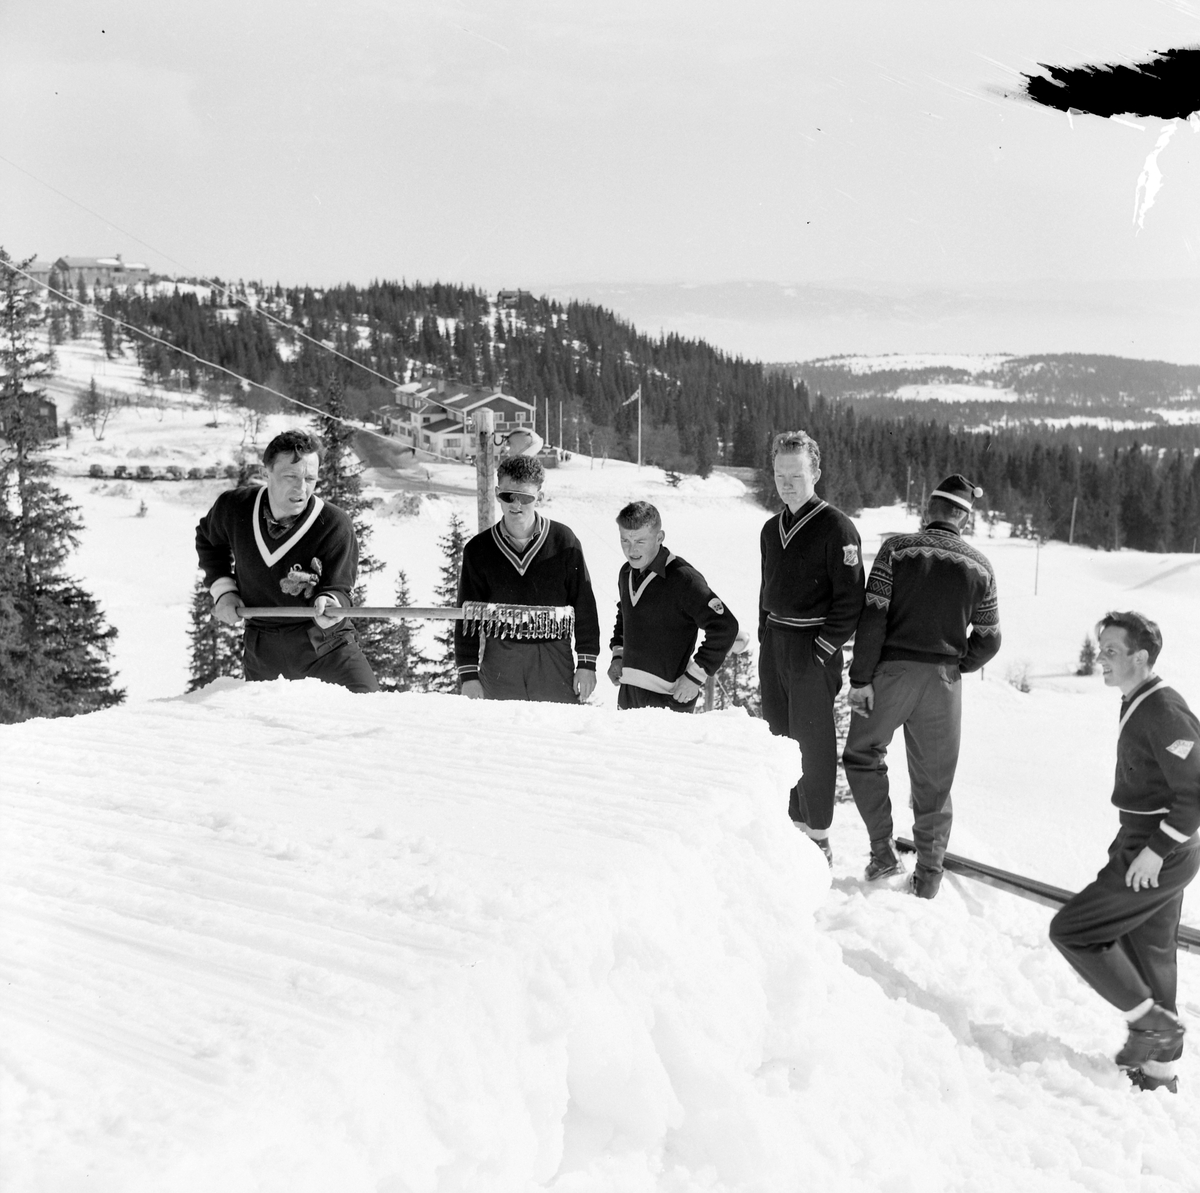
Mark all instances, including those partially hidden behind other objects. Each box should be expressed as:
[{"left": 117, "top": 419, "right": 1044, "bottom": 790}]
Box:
[
  {"left": 1050, "top": 612, "right": 1200, "bottom": 1093},
  {"left": 607, "top": 502, "right": 741, "bottom": 712},
  {"left": 759, "top": 431, "right": 865, "bottom": 865},
  {"left": 455, "top": 455, "right": 600, "bottom": 702}
]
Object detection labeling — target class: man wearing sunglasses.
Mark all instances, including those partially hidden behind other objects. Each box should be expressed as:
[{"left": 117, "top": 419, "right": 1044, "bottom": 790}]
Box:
[{"left": 455, "top": 454, "right": 600, "bottom": 702}]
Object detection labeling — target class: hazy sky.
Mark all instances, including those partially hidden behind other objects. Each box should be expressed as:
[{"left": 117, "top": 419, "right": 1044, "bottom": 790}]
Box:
[{"left": 3, "top": 1, "right": 1199, "bottom": 351}]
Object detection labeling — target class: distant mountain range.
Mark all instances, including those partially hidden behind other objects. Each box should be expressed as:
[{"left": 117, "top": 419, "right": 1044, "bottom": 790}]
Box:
[
  {"left": 538, "top": 279, "right": 1200, "bottom": 370},
  {"left": 774, "top": 353, "right": 1200, "bottom": 428}
]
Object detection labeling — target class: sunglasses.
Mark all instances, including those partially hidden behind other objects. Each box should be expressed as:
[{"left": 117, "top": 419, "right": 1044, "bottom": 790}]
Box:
[{"left": 497, "top": 491, "right": 538, "bottom": 506}]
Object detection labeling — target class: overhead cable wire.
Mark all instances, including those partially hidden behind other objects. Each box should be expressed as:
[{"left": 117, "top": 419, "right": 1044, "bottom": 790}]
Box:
[{"left": 1, "top": 258, "right": 470, "bottom": 465}]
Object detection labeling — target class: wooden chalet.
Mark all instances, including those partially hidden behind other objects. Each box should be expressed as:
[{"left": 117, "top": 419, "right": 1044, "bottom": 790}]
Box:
[{"left": 378, "top": 380, "right": 536, "bottom": 462}]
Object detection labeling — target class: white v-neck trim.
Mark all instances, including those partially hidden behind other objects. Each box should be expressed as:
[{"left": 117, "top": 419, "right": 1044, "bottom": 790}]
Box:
[
  {"left": 491, "top": 515, "right": 550, "bottom": 576},
  {"left": 252, "top": 487, "right": 325, "bottom": 568},
  {"left": 627, "top": 552, "right": 675, "bottom": 607},
  {"left": 1118, "top": 679, "right": 1165, "bottom": 736},
  {"left": 778, "top": 500, "right": 827, "bottom": 549}
]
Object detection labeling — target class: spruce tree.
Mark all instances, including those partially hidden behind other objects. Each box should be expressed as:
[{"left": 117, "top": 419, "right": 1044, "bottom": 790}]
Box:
[
  {"left": 713, "top": 648, "right": 761, "bottom": 717},
  {"left": 313, "top": 375, "right": 386, "bottom": 661},
  {"left": 369, "top": 569, "right": 430, "bottom": 693},
  {"left": 186, "top": 574, "right": 243, "bottom": 691},
  {"left": 0, "top": 249, "right": 124, "bottom": 722},
  {"left": 428, "top": 511, "right": 467, "bottom": 692}
]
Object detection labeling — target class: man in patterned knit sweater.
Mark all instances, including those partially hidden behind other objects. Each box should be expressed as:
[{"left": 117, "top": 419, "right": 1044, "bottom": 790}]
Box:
[
  {"left": 195, "top": 429, "right": 379, "bottom": 693},
  {"left": 1050, "top": 612, "right": 1200, "bottom": 1094},
  {"left": 759, "top": 431, "right": 865, "bottom": 866},
  {"left": 843, "top": 474, "right": 1000, "bottom": 896},
  {"left": 456, "top": 454, "right": 600, "bottom": 702},
  {"left": 607, "top": 501, "right": 741, "bottom": 713}
]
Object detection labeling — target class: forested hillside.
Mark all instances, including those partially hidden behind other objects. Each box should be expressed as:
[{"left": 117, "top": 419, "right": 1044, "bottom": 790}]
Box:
[{"left": 55, "top": 276, "right": 1200, "bottom": 553}]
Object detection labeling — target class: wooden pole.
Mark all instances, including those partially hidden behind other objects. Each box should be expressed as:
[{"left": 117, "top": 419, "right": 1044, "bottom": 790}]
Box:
[
  {"left": 1068, "top": 495, "right": 1078, "bottom": 545},
  {"left": 476, "top": 409, "right": 496, "bottom": 532},
  {"left": 637, "top": 393, "right": 642, "bottom": 469}
]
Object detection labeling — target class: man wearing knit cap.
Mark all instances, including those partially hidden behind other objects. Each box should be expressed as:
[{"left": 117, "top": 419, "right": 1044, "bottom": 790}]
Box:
[
  {"left": 843, "top": 473, "right": 1000, "bottom": 897},
  {"left": 1049, "top": 612, "right": 1199, "bottom": 1094},
  {"left": 759, "top": 430, "right": 865, "bottom": 866}
]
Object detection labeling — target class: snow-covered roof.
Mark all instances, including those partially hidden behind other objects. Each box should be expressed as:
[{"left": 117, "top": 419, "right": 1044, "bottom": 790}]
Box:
[{"left": 56, "top": 255, "right": 150, "bottom": 272}]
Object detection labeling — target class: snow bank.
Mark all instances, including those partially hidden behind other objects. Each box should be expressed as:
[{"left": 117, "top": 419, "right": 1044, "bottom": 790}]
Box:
[{"left": 5, "top": 686, "right": 1199, "bottom": 1192}]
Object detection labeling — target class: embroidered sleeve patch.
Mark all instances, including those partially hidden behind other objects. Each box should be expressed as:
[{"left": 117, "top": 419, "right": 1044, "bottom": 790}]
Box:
[
  {"left": 843, "top": 544, "right": 859, "bottom": 567},
  {"left": 708, "top": 597, "right": 726, "bottom": 615},
  {"left": 1166, "top": 739, "right": 1195, "bottom": 759}
]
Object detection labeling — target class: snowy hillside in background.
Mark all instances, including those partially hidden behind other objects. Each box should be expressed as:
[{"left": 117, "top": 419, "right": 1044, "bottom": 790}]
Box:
[{"left": 5, "top": 333, "right": 1200, "bottom": 1190}]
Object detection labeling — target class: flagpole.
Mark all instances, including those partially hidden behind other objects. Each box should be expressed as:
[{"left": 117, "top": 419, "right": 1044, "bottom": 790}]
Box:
[{"left": 621, "top": 384, "right": 643, "bottom": 469}]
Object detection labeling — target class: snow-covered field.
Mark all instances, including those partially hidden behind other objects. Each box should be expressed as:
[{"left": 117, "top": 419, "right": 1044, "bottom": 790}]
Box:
[
  {"left": 5, "top": 335, "right": 1200, "bottom": 1191},
  {"left": 805, "top": 353, "right": 1015, "bottom": 375},
  {"left": 895, "top": 383, "right": 1023, "bottom": 404}
]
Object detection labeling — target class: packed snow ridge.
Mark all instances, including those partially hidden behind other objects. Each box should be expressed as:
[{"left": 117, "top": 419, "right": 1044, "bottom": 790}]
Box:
[{"left": 3, "top": 684, "right": 1199, "bottom": 1192}]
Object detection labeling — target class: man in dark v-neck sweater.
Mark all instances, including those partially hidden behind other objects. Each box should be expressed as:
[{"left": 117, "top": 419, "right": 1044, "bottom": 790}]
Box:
[
  {"left": 759, "top": 431, "right": 864, "bottom": 866},
  {"left": 195, "top": 430, "right": 379, "bottom": 693},
  {"left": 455, "top": 455, "right": 600, "bottom": 702},
  {"left": 1050, "top": 612, "right": 1200, "bottom": 1093}
]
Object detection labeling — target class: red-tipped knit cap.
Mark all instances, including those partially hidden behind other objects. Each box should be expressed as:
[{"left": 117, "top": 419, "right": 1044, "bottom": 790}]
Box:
[{"left": 931, "top": 474, "right": 983, "bottom": 511}]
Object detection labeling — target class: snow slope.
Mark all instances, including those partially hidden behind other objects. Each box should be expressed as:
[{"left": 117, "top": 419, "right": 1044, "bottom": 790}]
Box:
[{"left": 5, "top": 686, "right": 1199, "bottom": 1193}]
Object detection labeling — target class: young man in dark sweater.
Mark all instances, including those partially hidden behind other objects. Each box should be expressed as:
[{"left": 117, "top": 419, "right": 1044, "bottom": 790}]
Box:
[
  {"left": 842, "top": 475, "right": 1000, "bottom": 895},
  {"left": 455, "top": 454, "right": 600, "bottom": 702},
  {"left": 607, "top": 501, "right": 740, "bottom": 712},
  {"left": 1050, "top": 612, "right": 1200, "bottom": 1093},
  {"left": 759, "top": 431, "right": 865, "bottom": 865},
  {"left": 195, "top": 429, "right": 379, "bottom": 693}
]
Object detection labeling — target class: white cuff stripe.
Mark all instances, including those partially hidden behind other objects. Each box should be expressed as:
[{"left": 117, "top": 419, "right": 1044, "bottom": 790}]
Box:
[
  {"left": 1160, "top": 823, "right": 1191, "bottom": 843},
  {"left": 210, "top": 577, "right": 239, "bottom": 601}
]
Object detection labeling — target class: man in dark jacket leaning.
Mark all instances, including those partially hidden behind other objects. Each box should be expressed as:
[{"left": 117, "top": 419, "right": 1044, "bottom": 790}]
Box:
[
  {"left": 843, "top": 474, "right": 1001, "bottom": 897},
  {"left": 195, "top": 428, "right": 379, "bottom": 693}
]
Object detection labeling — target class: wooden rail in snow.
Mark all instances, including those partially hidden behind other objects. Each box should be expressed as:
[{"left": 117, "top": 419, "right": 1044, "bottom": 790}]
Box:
[{"left": 895, "top": 837, "right": 1200, "bottom": 955}]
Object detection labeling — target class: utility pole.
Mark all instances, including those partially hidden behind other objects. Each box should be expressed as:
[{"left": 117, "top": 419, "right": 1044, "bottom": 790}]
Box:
[
  {"left": 475, "top": 410, "right": 496, "bottom": 532},
  {"left": 1068, "top": 495, "right": 1078, "bottom": 546}
]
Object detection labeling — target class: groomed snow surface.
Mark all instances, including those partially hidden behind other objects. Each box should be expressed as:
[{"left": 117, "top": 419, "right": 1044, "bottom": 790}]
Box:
[
  {"left": 5, "top": 686, "right": 1199, "bottom": 1193},
  {"left": 4, "top": 336, "right": 1200, "bottom": 1191}
]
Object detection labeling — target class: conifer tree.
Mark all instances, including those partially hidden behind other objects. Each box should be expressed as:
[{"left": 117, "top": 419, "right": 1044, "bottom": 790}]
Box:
[
  {"left": 427, "top": 512, "right": 467, "bottom": 692},
  {"left": 313, "top": 376, "right": 387, "bottom": 662},
  {"left": 369, "top": 569, "right": 431, "bottom": 692},
  {"left": 0, "top": 249, "right": 124, "bottom": 722},
  {"left": 186, "top": 574, "right": 243, "bottom": 691},
  {"left": 713, "top": 648, "right": 761, "bottom": 717}
]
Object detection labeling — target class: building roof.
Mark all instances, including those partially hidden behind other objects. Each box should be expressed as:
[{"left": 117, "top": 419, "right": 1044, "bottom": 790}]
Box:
[
  {"left": 396, "top": 380, "right": 534, "bottom": 416},
  {"left": 55, "top": 255, "right": 150, "bottom": 271},
  {"left": 423, "top": 418, "right": 465, "bottom": 434}
]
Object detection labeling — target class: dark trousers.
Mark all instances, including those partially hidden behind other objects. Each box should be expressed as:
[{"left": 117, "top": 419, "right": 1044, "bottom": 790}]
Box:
[
  {"left": 759, "top": 623, "right": 842, "bottom": 832},
  {"left": 479, "top": 637, "right": 577, "bottom": 703},
  {"left": 618, "top": 684, "right": 697, "bottom": 713},
  {"left": 842, "top": 660, "right": 962, "bottom": 872},
  {"left": 243, "top": 622, "right": 379, "bottom": 693},
  {"left": 1049, "top": 828, "right": 1199, "bottom": 1049}
]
